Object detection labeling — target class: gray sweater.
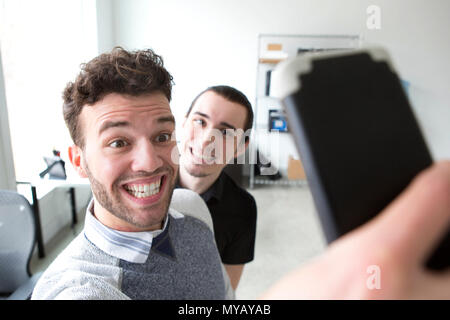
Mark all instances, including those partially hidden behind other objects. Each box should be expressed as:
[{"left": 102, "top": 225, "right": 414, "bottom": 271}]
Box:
[{"left": 31, "top": 189, "right": 234, "bottom": 300}]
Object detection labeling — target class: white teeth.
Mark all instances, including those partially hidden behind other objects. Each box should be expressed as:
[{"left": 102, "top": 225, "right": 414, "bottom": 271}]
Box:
[
  {"left": 124, "top": 177, "right": 163, "bottom": 198},
  {"left": 191, "top": 148, "right": 215, "bottom": 162}
]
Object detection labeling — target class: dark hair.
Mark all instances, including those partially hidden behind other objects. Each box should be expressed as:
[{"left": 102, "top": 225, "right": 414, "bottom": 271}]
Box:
[
  {"left": 63, "top": 46, "right": 174, "bottom": 148},
  {"left": 186, "top": 85, "right": 254, "bottom": 133}
]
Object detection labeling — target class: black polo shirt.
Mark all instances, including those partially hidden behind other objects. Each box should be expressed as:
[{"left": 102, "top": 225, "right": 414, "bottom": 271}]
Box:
[
  {"left": 176, "top": 172, "right": 257, "bottom": 265},
  {"left": 200, "top": 172, "right": 257, "bottom": 265}
]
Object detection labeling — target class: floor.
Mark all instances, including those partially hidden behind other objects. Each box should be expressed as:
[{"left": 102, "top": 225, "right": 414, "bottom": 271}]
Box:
[
  {"left": 235, "top": 184, "right": 326, "bottom": 299},
  {"left": 29, "top": 184, "right": 327, "bottom": 300},
  {"left": 29, "top": 217, "right": 84, "bottom": 276}
]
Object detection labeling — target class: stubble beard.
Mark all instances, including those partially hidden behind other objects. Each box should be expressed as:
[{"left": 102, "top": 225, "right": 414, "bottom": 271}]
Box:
[
  {"left": 184, "top": 163, "right": 212, "bottom": 178},
  {"left": 84, "top": 163, "right": 176, "bottom": 229},
  {"left": 181, "top": 149, "right": 214, "bottom": 178}
]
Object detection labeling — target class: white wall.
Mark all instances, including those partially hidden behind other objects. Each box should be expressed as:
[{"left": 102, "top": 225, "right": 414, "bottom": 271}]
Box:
[
  {"left": 0, "top": 0, "right": 98, "bottom": 181},
  {"left": 109, "top": 0, "right": 450, "bottom": 160},
  {"left": 96, "top": 0, "right": 116, "bottom": 53}
]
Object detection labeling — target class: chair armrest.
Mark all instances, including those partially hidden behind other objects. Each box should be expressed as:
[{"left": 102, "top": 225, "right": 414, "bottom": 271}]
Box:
[{"left": 8, "top": 272, "right": 42, "bottom": 300}]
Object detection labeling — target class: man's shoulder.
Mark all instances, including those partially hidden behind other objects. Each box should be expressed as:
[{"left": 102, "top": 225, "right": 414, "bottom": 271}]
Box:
[
  {"left": 168, "top": 189, "right": 235, "bottom": 299},
  {"left": 58, "top": 231, "right": 120, "bottom": 265},
  {"left": 169, "top": 188, "right": 214, "bottom": 233},
  {"left": 31, "top": 232, "right": 126, "bottom": 300},
  {"left": 221, "top": 172, "right": 256, "bottom": 209}
]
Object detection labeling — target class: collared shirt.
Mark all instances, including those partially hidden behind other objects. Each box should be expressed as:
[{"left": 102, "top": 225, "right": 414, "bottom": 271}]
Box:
[
  {"left": 32, "top": 189, "right": 235, "bottom": 300},
  {"left": 84, "top": 199, "right": 183, "bottom": 264},
  {"left": 201, "top": 172, "right": 257, "bottom": 264}
]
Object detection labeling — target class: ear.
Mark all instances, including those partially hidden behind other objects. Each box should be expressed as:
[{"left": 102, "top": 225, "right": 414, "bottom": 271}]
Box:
[{"left": 68, "top": 145, "right": 88, "bottom": 178}]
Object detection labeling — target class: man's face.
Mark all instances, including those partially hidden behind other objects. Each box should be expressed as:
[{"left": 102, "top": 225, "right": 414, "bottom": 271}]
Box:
[
  {"left": 72, "top": 92, "right": 178, "bottom": 231},
  {"left": 181, "top": 91, "right": 248, "bottom": 178}
]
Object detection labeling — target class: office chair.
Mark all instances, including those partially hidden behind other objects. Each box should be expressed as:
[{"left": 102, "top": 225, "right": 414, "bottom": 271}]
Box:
[{"left": 0, "top": 190, "right": 42, "bottom": 300}]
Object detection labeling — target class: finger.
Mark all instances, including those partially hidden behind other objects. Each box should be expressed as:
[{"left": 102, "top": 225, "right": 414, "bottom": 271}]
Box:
[{"left": 362, "top": 160, "right": 450, "bottom": 266}]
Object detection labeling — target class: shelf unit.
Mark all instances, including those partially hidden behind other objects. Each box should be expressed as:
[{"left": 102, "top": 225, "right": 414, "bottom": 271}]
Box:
[{"left": 249, "top": 34, "right": 361, "bottom": 189}]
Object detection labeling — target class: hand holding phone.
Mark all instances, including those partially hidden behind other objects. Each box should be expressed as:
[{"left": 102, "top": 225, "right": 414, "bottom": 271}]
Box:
[
  {"left": 261, "top": 161, "right": 450, "bottom": 299},
  {"left": 272, "top": 47, "right": 449, "bottom": 270}
]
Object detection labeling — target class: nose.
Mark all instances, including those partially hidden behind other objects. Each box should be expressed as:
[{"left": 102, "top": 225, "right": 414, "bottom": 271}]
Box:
[
  {"left": 195, "top": 127, "right": 219, "bottom": 150},
  {"left": 130, "top": 139, "right": 164, "bottom": 173}
]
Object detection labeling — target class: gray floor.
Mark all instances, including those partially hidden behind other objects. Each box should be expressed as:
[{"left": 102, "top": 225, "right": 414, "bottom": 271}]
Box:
[
  {"left": 29, "top": 185, "right": 327, "bottom": 300},
  {"left": 236, "top": 185, "right": 326, "bottom": 299}
]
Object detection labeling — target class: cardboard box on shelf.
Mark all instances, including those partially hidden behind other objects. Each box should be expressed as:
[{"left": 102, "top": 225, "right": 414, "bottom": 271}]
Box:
[
  {"left": 267, "top": 43, "right": 282, "bottom": 51},
  {"left": 287, "top": 155, "right": 306, "bottom": 180}
]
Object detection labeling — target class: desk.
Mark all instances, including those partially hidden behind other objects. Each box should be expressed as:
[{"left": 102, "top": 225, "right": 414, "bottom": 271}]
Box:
[{"left": 16, "top": 177, "right": 90, "bottom": 259}]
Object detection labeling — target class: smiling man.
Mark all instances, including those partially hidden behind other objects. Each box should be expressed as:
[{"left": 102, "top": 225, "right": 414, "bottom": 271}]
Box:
[
  {"left": 77, "top": 93, "right": 177, "bottom": 233},
  {"left": 178, "top": 86, "right": 257, "bottom": 290},
  {"left": 31, "top": 47, "right": 233, "bottom": 300}
]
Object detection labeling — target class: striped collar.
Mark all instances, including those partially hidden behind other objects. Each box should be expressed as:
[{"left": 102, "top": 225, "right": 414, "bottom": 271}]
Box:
[{"left": 84, "top": 199, "right": 183, "bottom": 263}]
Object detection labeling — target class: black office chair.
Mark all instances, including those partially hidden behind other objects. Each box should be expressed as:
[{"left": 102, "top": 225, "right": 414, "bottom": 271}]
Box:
[{"left": 0, "top": 190, "right": 42, "bottom": 300}]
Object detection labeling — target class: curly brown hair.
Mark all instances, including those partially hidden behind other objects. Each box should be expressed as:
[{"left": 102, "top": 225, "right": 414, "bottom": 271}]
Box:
[{"left": 63, "top": 47, "right": 174, "bottom": 148}]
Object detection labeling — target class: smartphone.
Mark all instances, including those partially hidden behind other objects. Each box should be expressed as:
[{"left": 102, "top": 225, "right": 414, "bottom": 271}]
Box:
[{"left": 271, "top": 47, "right": 449, "bottom": 270}]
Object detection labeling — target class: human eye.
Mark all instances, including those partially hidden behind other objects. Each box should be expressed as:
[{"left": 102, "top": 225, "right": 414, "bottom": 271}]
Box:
[
  {"left": 108, "top": 139, "right": 129, "bottom": 148},
  {"left": 193, "top": 118, "right": 205, "bottom": 126},
  {"left": 154, "top": 132, "right": 172, "bottom": 143},
  {"left": 221, "top": 128, "right": 235, "bottom": 137}
]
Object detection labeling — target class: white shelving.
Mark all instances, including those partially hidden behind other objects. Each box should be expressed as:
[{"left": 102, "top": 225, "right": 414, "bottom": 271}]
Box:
[{"left": 249, "top": 34, "right": 361, "bottom": 188}]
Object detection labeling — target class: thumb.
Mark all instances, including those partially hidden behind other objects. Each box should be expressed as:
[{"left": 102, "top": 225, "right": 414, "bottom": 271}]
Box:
[{"left": 364, "top": 160, "right": 450, "bottom": 268}]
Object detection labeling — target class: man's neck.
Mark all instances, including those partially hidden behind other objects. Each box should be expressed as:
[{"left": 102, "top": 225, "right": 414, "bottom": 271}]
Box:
[{"left": 178, "top": 164, "right": 222, "bottom": 195}]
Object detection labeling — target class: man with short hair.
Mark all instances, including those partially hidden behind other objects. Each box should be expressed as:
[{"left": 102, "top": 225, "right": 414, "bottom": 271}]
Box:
[
  {"left": 177, "top": 85, "right": 257, "bottom": 290},
  {"left": 31, "top": 47, "right": 233, "bottom": 300}
]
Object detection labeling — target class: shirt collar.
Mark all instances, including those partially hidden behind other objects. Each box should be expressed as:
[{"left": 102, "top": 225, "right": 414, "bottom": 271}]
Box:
[
  {"left": 200, "top": 172, "right": 225, "bottom": 202},
  {"left": 84, "top": 199, "right": 183, "bottom": 263}
]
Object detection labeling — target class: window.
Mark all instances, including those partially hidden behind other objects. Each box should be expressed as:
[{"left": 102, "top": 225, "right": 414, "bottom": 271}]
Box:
[{"left": 0, "top": 0, "right": 98, "bottom": 180}]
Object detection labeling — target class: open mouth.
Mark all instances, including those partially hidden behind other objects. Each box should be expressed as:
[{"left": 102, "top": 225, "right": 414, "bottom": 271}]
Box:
[
  {"left": 190, "top": 146, "right": 216, "bottom": 164},
  {"left": 123, "top": 176, "right": 164, "bottom": 199}
]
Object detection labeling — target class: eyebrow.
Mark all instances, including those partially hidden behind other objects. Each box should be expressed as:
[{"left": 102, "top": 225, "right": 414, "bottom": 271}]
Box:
[
  {"left": 157, "top": 115, "right": 176, "bottom": 124},
  {"left": 193, "top": 111, "right": 236, "bottom": 130},
  {"left": 98, "top": 115, "right": 175, "bottom": 135},
  {"left": 98, "top": 120, "right": 130, "bottom": 135}
]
